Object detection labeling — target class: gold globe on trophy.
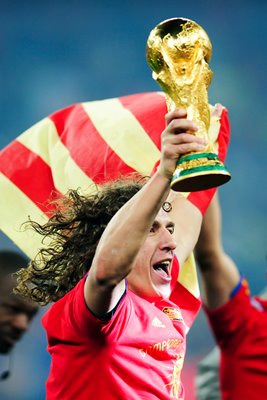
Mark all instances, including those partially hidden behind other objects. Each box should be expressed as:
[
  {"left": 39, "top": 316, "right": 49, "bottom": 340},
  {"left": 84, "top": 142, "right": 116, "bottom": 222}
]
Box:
[{"left": 146, "top": 17, "right": 231, "bottom": 192}]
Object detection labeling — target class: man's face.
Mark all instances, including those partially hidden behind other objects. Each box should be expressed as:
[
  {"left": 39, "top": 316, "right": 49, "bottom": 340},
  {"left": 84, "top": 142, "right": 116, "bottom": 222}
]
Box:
[
  {"left": 128, "top": 208, "right": 176, "bottom": 301},
  {"left": 0, "top": 276, "right": 38, "bottom": 354}
]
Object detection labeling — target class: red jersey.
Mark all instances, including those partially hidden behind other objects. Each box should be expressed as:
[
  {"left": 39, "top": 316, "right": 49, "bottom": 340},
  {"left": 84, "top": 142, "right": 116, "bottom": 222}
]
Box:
[
  {"left": 206, "top": 280, "right": 267, "bottom": 400},
  {"left": 42, "top": 274, "right": 199, "bottom": 400}
]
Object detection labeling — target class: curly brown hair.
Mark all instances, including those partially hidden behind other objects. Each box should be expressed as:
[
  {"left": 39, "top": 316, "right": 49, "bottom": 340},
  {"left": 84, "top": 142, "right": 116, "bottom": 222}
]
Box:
[{"left": 14, "top": 176, "right": 146, "bottom": 306}]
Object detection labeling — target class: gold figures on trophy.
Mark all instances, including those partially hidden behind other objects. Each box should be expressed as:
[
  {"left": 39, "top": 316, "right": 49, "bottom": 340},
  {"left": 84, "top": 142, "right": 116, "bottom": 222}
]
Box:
[{"left": 146, "top": 17, "right": 231, "bottom": 192}]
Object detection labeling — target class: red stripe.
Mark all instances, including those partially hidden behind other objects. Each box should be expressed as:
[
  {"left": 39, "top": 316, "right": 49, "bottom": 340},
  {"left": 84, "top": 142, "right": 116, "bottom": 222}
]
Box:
[
  {"left": 217, "top": 108, "right": 230, "bottom": 162},
  {"left": 171, "top": 256, "right": 179, "bottom": 291},
  {"left": 171, "top": 258, "right": 201, "bottom": 328},
  {"left": 170, "top": 282, "right": 201, "bottom": 328},
  {"left": 119, "top": 92, "right": 167, "bottom": 150},
  {"left": 49, "top": 104, "right": 136, "bottom": 184},
  {"left": 0, "top": 141, "right": 58, "bottom": 214}
]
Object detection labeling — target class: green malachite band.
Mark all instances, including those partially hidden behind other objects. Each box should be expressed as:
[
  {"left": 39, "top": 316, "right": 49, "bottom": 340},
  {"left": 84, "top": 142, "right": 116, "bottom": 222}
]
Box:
[
  {"left": 178, "top": 152, "right": 219, "bottom": 163},
  {"left": 172, "top": 165, "right": 228, "bottom": 179}
]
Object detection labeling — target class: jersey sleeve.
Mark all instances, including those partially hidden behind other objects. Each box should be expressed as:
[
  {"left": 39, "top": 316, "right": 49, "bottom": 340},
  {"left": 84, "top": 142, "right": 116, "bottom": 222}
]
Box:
[
  {"left": 205, "top": 279, "right": 264, "bottom": 351},
  {"left": 43, "top": 277, "right": 132, "bottom": 341}
]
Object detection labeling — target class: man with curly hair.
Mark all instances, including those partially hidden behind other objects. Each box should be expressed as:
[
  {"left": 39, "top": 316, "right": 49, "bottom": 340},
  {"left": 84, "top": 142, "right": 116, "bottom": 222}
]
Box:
[{"left": 15, "top": 108, "right": 223, "bottom": 399}]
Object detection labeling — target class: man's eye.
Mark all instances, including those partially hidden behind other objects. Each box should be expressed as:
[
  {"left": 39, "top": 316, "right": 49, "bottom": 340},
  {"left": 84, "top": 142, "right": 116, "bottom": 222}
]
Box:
[
  {"left": 167, "top": 226, "right": 174, "bottom": 234},
  {"left": 149, "top": 226, "right": 155, "bottom": 233}
]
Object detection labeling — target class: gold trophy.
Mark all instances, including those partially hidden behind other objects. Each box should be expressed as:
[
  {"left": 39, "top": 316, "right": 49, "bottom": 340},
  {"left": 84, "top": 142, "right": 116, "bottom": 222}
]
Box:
[{"left": 146, "top": 17, "right": 231, "bottom": 192}]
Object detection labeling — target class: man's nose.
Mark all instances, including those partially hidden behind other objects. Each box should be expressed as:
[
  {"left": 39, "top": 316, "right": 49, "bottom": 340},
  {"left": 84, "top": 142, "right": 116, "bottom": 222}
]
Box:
[
  {"left": 159, "top": 230, "right": 176, "bottom": 251},
  {"left": 12, "top": 314, "right": 29, "bottom": 332}
]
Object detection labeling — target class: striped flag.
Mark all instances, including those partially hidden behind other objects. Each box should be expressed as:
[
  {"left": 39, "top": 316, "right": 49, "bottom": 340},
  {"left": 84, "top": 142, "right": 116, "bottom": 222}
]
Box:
[{"left": 0, "top": 91, "right": 230, "bottom": 329}]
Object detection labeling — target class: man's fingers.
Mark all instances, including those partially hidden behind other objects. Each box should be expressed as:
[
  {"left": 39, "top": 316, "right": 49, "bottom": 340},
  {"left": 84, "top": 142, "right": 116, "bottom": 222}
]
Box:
[
  {"left": 162, "top": 133, "right": 208, "bottom": 159},
  {"left": 164, "top": 133, "right": 207, "bottom": 146},
  {"left": 164, "top": 141, "right": 207, "bottom": 156},
  {"left": 165, "top": 108, "right": 187, "bottom": 125},
  {"left": 175, "top": 141, "right": 207, "bottom": 153},
  {"left": 166, "top": 118, "right": 199, "bottom": 134}
]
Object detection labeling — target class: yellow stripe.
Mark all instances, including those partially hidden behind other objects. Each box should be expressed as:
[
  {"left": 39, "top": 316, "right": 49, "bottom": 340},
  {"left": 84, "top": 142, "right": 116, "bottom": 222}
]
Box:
[
  {"left": 82, "top": 98, "right": 161, "bottom": 176},
  {"left": 208, "top": 104, "right": 223, "bottom": 154},
  {"left": 179, "top": 253, "right": 200, "bottom": 298},
  {"left": 0, "top": 173, "right": 50, "bottom": 259},
  {"left": 17, "top": 117, "right": 96, "bottom": 195}
]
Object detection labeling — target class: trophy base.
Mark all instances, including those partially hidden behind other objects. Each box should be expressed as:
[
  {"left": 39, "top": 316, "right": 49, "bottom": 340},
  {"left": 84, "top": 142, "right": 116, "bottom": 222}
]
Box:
[{"left": 170, "top": 152, "right": 231, "bottom": 192}]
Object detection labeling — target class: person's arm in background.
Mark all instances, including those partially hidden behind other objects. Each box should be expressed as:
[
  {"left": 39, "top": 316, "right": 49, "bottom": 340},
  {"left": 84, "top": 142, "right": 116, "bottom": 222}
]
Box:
[
  {"left": 194, "top": 191, "right": 240, "bottom": 309},
  {"left": 193, "top": 192, "right": 239, "bottom": 400}
]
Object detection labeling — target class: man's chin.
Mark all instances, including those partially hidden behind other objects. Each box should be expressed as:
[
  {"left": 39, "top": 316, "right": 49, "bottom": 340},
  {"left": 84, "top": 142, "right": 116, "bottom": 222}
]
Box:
[
  {"left": 154, "top": 284, "right": 171, "bottom": 300},
  {"left": 129, "top": 282, "right": 171, "bottom": 302}
]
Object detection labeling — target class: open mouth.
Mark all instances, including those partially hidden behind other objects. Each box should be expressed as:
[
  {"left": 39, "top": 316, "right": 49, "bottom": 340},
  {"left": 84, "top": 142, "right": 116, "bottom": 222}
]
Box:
[{"left": 152, "top": 260, "right": 171, "bottom": 279}]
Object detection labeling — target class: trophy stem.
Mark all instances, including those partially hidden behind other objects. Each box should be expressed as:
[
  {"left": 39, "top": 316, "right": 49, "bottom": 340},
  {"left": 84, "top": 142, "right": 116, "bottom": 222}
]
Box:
[{"left": 171, "top": 152, "right": 231, "bottom": 192}]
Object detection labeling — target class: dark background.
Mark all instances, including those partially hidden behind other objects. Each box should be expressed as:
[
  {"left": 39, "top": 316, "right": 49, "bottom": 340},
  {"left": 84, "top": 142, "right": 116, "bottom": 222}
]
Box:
[{"left": 0, "top": 1, "right": 266, "bottom": 399}]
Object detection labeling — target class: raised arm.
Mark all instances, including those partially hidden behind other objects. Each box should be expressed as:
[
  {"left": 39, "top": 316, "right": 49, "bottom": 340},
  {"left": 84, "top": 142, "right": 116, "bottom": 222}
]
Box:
[
  {"left": 85, "top": 109, "right": 207, "bottom": 316},
  {"left": 194, "top": 192, "right": 240, "bottom": 309},
  {"left": 167, "top": 103, "right": 231, "bottom": 271}
]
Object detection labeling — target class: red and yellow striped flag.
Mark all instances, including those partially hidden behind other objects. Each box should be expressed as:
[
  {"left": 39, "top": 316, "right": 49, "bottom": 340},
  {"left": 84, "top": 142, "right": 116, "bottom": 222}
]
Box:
[
  {"left": 0, "top": 93, "right": 165, "bottom": 255},
  {"left": 0, "top": 91, "right": 230, "bottom": 329}
]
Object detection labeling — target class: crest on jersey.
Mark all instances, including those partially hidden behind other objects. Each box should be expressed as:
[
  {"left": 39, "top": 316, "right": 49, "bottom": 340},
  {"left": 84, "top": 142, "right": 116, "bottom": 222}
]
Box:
[{"left": 162, "top": 307, "right": 183, "bottom": 321}]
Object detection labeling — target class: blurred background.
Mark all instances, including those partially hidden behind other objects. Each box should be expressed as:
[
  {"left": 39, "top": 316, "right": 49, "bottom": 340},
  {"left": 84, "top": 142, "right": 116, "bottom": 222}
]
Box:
[{"left": 0, "top": 0, "right": 266, "bottom": 399}]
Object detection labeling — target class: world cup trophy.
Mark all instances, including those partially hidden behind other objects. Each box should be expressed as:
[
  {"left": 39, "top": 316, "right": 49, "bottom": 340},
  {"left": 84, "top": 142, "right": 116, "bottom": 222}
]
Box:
[{"left": 146, "top": 17, "right": 231, "bottom": 192}]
